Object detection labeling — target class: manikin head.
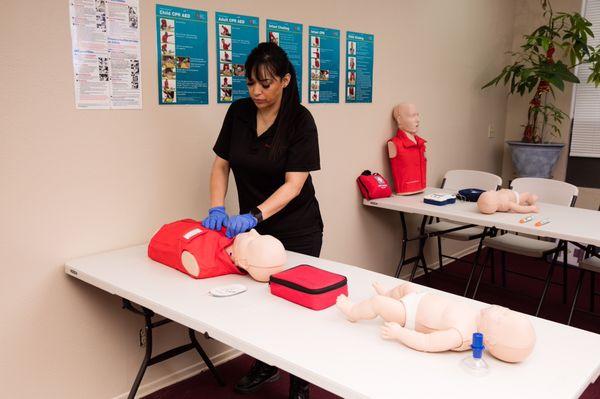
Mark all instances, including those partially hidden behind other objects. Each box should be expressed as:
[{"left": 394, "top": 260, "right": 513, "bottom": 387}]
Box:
[
  {"left": 477, "top": 305, "right": 536, "bottom": 363},
  {"left": 393, "top": 103, "right": 420, "bottom": 135},
  {"left": 477, "top": 191, "right": 499, "bottom": 214},
  {"left": 229, "top": 229, "right": 287, "bottom": 282}
]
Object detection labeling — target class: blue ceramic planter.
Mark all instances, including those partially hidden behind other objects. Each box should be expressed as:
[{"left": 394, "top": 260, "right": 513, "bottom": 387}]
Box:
[{"left": 507, "top": 141, "right": 564, "bottom": 178}]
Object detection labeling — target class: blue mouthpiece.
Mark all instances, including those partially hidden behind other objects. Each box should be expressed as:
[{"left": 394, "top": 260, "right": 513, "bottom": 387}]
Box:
[{"left": 471, "top": 332, "right": 485, "bottom": 359}]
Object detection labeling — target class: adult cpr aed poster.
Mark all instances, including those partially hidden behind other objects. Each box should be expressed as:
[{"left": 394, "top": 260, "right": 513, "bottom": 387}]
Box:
[
  {"left": 308, "top": 26, "right": 340, "bottom": 104},
  {"left": 156, "top": 5, "right": 208, "bottom": 105},
  {"left": 215, "top": 12, "right": 259, "bottom": 103},
  {"left": 345, "top": 31, "right": 374, "bottom": 103},
  {"left": 266, "top": 20, "right": 303, "bottom": 101}
]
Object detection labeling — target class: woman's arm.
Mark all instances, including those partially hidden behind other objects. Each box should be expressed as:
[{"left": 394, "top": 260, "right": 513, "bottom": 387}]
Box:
[
  {"left": 209, "top": 156, "right": 230, "bottom": 207},
  {"left": 256, "top": 171, "right": 308, "bottom": 220}
]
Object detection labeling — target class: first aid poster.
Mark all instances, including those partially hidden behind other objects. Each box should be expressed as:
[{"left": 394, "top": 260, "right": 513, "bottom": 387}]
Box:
[
  {"left": 215, "top": 12, "right": 259, "bottom": 103},
  {"left": 308, "top": 26, "right": 340, "bottom": 104},
  {"left": 345, "top": 31, "right": 374, "bottom": 103},
  {"left": 69, "top": 0, "right": 142, "bottom": 109},
  {"left": 266, "top": 20, "right": 303, "bottom": 101},
  {"left": 156, "top": 5, "right": 208, "bottom": 105}
]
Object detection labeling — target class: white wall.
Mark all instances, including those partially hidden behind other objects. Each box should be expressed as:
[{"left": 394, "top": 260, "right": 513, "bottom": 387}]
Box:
[{"left": 1, "top": 1, "right": 517, "bottom": 397}]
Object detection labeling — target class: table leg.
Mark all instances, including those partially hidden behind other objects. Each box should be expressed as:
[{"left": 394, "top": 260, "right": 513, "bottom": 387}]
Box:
[{"left": 122, "top": 299, "right": 225, "bottom": 398}]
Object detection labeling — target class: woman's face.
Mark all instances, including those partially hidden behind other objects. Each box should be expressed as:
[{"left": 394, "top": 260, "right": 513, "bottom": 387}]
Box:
[{"left": 246, "top": 66, "right": 290, "bottom": 110}]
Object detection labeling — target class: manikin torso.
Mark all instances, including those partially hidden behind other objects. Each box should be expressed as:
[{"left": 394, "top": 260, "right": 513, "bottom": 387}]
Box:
[
  {"left": 387, "top": 103, "right": 427, "bottom": 195},
  {"left": 181, "top": 228, "right": 286, "bottom": 282},
  {"left": 148, "top": 220, "right": 286, "bottom": 281}
]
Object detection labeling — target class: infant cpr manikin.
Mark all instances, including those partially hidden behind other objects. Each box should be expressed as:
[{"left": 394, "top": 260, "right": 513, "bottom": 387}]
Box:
[
  {"left": 477, "top": 189, "right": 539, "bottom": 214},
  {"left": 336, "top": 282, "right": 536, "bottom": 363}
]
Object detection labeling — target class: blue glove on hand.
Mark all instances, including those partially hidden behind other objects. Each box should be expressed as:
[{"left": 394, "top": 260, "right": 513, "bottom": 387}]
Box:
[
  {"left": 202, "top": 206, "right": 229, "bottom": 230},
  {"left": 225, "top": 213, "right": 258, "bottom": 238}
]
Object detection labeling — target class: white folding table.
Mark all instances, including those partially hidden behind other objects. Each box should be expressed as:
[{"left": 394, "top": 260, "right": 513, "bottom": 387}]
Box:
[
  {"left": 363, "top": 188, "right": 600, "bottom": 284},
  {"left": 66, "top": 245, "right": 600, "bottom": 399}
]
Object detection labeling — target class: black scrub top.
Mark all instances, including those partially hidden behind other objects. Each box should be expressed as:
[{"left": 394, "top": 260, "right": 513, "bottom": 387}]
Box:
[{"left": 213, "top": 97, "right": 323, "bottom": 239}]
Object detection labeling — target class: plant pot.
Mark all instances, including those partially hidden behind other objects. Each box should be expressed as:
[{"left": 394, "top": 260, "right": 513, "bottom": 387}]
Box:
[{"left": 506, "top": 141, "right": 564, "bottom": 178}]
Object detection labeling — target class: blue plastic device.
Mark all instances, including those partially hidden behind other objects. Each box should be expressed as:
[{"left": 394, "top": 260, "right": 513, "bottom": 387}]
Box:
[{"left": 471, "top": 332, "right": 485, "bottom": 359}]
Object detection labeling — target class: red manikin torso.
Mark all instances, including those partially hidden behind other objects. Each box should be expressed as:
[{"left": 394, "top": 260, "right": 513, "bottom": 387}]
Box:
[
  {"left": 148, "top": 219, "right": 244, "bottom": 279},
  {"left": 388, "top": 129, "right": 427, "bottom": 194}
]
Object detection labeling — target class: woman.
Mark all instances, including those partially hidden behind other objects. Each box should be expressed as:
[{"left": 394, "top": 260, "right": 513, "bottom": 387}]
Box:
[{"left": 202, "top": 42, "right": 323, "bottom": 399}]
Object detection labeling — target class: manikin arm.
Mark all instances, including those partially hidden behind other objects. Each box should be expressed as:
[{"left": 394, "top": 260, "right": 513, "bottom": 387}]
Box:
[{"left": 381, "top": 322, "right": 463, "bottom": 352}]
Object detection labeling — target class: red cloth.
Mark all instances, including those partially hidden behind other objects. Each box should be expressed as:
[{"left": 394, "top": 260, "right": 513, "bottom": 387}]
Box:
[
  {"left": 148, "top": 219, "right": 244, "bottom": 279},
  {"left": 388, "top": 129, "right": 427, "bottom": 194}
]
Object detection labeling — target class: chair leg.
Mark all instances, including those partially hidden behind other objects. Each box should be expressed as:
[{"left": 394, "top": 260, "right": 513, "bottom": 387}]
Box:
[
  {"left": 501, "top": 251, "right": 507, "bottom": 287},
  {"left": 567, "top": 270, "right": 586, "bottom": 326},
  {"left": 472, "top": 248, "right": 493, "bottom": 299},
  {"left": 464, "top": 231, "right": 488, "bottom": 297},
  {"left": 437, "top": 236, "right": 444, "bottom": 271},
  {"left": 490, "top": 248, "right": 496, "bottom": 285},
  {"left": 591, "top": 272, "right": 596, "bottom": 313},
  {"left": 562, "top": 243, "right": 568, "bottom": 304},
  {"left": 536, "top": 248, "right": 560, "bottom": 317}
]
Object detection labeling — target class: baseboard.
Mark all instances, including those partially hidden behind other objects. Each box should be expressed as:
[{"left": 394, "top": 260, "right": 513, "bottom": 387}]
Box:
[
  {"left": 113, "top": 347, "right": 242, "bottom": 399},
  {"left": 398, "top": 243, "right": 479, "bottom": 281}
]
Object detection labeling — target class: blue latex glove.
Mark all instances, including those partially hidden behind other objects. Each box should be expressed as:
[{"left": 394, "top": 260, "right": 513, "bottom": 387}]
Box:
[
  {"left": 225, "top": 213, "right": 258, "bottom": 238},
  {"left": 202, "top": 206, "right": 229, "bottom": 230}
]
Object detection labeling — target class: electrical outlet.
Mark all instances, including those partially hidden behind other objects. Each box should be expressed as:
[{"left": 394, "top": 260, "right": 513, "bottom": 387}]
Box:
[{"left": 487, "top": 123, "right": 496, "bottom": 138}]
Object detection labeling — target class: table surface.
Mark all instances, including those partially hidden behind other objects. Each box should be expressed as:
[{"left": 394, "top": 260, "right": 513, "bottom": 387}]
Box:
[
  {"left": 364, "top": 188, "right": 600, "bottom": 247},
  {"left": 65, "top": 245, "right": 600, "bottom": 399}
]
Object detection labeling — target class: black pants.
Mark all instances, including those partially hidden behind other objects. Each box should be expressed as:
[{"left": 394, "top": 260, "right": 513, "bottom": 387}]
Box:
[
  {"left": 257, "top": 230, "right": 322, "bottom": 391},
  {"left": 279, "top": 231, "right": 323, "bottom": 258}
]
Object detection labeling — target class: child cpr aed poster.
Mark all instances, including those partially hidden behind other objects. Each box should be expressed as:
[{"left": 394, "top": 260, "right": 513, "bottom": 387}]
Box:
[
  {"left": 156, "top": 5, "right": 209, "bottom": 105},
  {"left": 215, "top": 12, "right": 259, "bottom": 103},
  {"left": 308, "top": 26, "right": 340, "bottom": 104},
  {"left": 266, "top": 20, "right": 303, "bottom": 101}
]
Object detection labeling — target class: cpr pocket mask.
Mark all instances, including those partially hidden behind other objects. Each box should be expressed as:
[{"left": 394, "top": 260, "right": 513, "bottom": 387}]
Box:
[
  {"left": 423, "top": 193, "right": 456, "bottom": 206},
  {"left": 356, "top": 170, "right": 392, "bottom": 200}
]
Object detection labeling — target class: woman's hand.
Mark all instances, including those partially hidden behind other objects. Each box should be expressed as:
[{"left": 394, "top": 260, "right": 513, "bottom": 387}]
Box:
[
  {"left": 225, "top": 214, "right": 258, "bottom": 238},
  {"left": 202, "top": 206, "right": 229, "bottom": 230}
]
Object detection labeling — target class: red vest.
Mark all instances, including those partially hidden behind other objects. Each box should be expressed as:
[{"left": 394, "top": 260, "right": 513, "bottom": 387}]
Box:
[
  {"left": 148, "top": 219, "right": 244, "bottom": 279},
  {"left": 388, "top": 129, "right": 427, "bottom": 194}
]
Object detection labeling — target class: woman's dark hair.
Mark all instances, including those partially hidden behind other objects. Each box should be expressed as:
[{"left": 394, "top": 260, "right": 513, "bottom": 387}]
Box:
[{"left": 245, "top": 42, "right": 300, "bottom": 159}]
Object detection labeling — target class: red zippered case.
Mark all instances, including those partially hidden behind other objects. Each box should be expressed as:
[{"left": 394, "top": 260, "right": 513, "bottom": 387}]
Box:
[{"left": 269, "top": 264, "right": 348, "bottom": 310}]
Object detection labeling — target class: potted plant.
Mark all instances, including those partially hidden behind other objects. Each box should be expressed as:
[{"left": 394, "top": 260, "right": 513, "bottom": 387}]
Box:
[{"left": 483, "top": 0, "right": 600, "bottom": 178}]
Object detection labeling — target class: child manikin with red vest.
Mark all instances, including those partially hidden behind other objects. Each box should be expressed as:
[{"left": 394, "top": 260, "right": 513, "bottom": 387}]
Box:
[
  {"left": 148, "top": 220, "right": 286, "bottom": 282},
  {"left": 387, "top": 103, "right": 427, "bottom": 195}
]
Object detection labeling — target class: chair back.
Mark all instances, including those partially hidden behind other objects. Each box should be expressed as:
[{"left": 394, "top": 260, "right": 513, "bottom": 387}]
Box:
[
  {"left": 510, "top": 177, "right": 578, "bottom": 206},
  {"left": 441, "top": 170, "right": 502, "bottom": 191}
]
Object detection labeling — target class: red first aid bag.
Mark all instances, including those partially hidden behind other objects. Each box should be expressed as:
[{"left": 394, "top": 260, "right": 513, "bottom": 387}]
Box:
[
  {"left": 356, "top": 170, "right": 392, "bottom": 200},
  {"left": 269, "top": 265, "right": 348, "bottom": 310}
]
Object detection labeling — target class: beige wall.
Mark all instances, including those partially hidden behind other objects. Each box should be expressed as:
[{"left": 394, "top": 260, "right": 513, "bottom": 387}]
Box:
[
  {"left": 2, "top": 1, "right": 517, "bottom": 397},
  {"left": 501, "top": 0, "right": 600, "bottom": 209}
]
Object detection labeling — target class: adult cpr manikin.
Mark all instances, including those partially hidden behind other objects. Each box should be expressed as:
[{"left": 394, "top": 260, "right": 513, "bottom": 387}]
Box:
[
  {"left": 388, "top": 103, "right": 427, "bottom": 195},
  {"left": 477, "top": 189, "right": 539, "bottom": 214},
  {"left": 336, "top": 282, "right": 536, "bottom": 363},
  {"left": 149, "top": 220, "right": 286, "bottom": 282}
]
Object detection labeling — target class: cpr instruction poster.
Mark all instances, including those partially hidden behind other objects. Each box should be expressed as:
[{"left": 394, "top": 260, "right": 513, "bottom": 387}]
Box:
[
  {"left": 215, "top": 12, "right": 259, "bottom": 103},
  {"left": 156, "top": 5, "right": 208, "bottom": 105},
  {"left": 69, "top": 0, "right": 142, "bottom": 109},
  {"left": 308, "top": 26, "right": 340, "bottom": 104},
  {"left": 345, "top": 32, "right": 374, "bottom": 103},
  {"left": 266, "top": 20, "right": 303, "bottom": 101}
]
